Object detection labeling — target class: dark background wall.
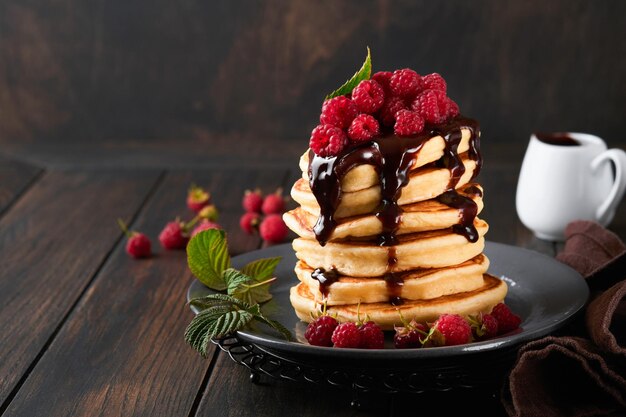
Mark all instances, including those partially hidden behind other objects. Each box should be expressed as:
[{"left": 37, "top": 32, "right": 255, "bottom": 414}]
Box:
[{"left": 0, "top": 0, "right": 624, "bottom": 168}]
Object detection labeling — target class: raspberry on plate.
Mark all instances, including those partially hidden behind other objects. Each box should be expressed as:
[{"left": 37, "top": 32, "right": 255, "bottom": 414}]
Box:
[
  {"left": 378, "top": 96, "right": 408, "bottom": 127},
  {"left": 348, "top": 114, "right": 380, "bottom": 142},
  {"left": 491, "top": 303, "right": 522, "bottom": 334},
  {"left": 331, "top": 322, "right": 361, "bottom": 348},
  {"left": 320, "top": 96, "right": 358, "bottom": 129},
  {"left": 394, "top": 109, "right": 425, "bottom": 137},
  {"left": 469, "top": 313, "right": 499, "bottom": 340},
  {"left": 425, "top": 314, "right": 472, "bottom": 346},
  {"left": 309, "top": 124, "right": 348, "bottom": 157},
  {"left": 351, "top": 79, "right": 385, "bottom": 114},
  {"left": 389, "top": 68, "right": 423, "bottom": 98},
  {"left": 359, "top": 321, "right": 385, "bottom": 349},
  {"left": 305, "top": 315, "right": 339, "bottom": 347},
  {"left": 393, "top": 321, "right": 427, "bottom": 349}
]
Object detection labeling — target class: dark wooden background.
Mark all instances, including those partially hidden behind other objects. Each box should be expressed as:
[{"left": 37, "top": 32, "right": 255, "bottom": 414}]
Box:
[{"left": 0, "top": 0, "right": 624, "bottom": 168}]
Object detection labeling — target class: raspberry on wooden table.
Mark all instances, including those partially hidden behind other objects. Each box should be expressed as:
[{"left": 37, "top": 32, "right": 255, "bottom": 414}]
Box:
[
  {"left": 259, "top": 214, "right": 288, "bottom": 244},
  {"left": 186, "top": 184, "right": 211, "bottom": 213},
  {"left": 261, "top": 190, "right": 286, "bottom": 215},
  {"left": 191, "top": 220, "right": 221, "bottom": 237},
  {"left": 242, "top": 189, "right": 263, "bottom": 213},
  {"left": 126, "top": 233, "right": 151, "bottom": 259},
  {"left": 239, "top": 212, "right": 261, "bottom": 234},
  {"left": 159, "top": 221, "right": 189, "bottom": 249}
]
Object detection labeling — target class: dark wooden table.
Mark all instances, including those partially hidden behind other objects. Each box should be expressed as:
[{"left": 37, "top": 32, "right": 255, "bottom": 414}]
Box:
[{"left": 1, "top": 147, "right": 625, "bottom": 417}]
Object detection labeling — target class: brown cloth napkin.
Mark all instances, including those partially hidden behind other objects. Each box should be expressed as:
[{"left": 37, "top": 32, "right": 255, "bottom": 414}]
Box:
[{"left": 503, "top": 221, "right": 626, "bottom": 417}]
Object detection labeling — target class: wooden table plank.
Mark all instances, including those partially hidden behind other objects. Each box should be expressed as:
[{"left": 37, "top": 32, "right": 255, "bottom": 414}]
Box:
[
  {"left": 0, "top": 170, "right": 161, "bottom": 410},
  {"left": 2, "top": 168, "right": 288, "bottom": 417},
  {"left": 0, "top": 157, "right": 43, "bottom": 216}
]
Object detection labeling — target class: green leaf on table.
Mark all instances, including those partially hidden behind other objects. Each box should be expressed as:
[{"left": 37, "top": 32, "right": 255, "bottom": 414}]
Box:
[
  {"left": 241, "top": 257, "right": 282, "bottom": 282},
  {"left": 325, "top": 47, "right": 372, "bottom": 100},
  {"left": 224, "top": 268, "right": 274, "bottom": 305},
  {"left": 186, "top": 229, "right": 230, "bottom": 291}
]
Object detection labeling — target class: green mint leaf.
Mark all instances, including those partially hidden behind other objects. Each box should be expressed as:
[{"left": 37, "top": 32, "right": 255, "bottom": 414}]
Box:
[
  {"left": 241, "top": 257, "right": 282, "bottom": 282},
  {"left": 186, "top": 229, "right": 231, "bottom": 291},
  {"left": 184, "top": 304, "right": 254, "bottom": 357},
  {"left": 325, "top": 47, "right": 372, "bottom": 100}
]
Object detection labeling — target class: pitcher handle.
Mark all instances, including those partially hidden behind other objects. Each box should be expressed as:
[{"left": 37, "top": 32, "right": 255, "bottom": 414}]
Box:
[{"left": 591, "top": 148, "right": 626, "bottom": 224}]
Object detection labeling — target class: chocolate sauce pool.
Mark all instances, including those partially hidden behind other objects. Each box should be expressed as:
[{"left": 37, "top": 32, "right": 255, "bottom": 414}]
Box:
[{"left": 307, "top": 116, "right": 481, "bottom": 303}]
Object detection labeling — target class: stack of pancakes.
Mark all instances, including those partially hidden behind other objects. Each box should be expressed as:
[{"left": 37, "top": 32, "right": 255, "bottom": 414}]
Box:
[{"left": 285, "top": 122, "right": 507, "bottom": 330}]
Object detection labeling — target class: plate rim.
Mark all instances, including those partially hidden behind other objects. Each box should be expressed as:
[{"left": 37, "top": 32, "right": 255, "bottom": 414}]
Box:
[{"left": 187, "top": 241, "right": 589, "bottom": 360}]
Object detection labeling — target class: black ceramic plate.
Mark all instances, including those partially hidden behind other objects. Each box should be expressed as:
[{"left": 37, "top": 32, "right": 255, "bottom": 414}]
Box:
[{"left": 187, "top": 241, "right": 588, "bottom": 364}]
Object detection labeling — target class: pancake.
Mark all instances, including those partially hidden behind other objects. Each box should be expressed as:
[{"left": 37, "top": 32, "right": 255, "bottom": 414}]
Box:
[
  {"left": 299, "top": 128, "right": 475, "bottom": 192},
  {"left": 292, "top": 155, "right": 478, "bottom": 219},
  {"left": 292, "top": 219, "right": 488, "bottom": 277},
  {"left": 295, "top": 254, "right": 489, "bottom": 305},
  {"left": 284, "top": 183, "right": 483, "bottom": 241},
  {"left": 290, "top": 274, "right": 508, "bottom": 330}
]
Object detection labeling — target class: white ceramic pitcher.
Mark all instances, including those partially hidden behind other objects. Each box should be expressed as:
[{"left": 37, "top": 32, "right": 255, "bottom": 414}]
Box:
[{"left": 516, "top": 132, "right": 626, "bottom": 241}]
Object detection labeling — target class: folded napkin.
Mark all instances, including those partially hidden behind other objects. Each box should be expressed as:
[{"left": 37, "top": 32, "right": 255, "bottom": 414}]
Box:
[{"left": 503, "top": 221, "right": 626, "bottom": 417}]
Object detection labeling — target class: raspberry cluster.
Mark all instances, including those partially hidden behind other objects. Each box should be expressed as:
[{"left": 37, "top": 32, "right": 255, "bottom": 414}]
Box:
[
  {"left": 305, "top": 313, "right": 385, "bottom": 349},
  {"left": 240, "top": 188, "right": 290, "bottom": 244},
  {"left": 309, "top": 70, "right": 460, "bottom": 157},
  {"left": 304, "top": 303, "right": 521, "bottom": 349},
  {"left": 118, "top": 184, "right": 221, "bottom": 259}
]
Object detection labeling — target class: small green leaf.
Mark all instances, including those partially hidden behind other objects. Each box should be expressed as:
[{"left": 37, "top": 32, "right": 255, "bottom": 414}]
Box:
[
  {"left": 325, "top": 47, "right": 372, "bottom": 100},
  {"left": 241, "top": 257, "right": 282, "bottom": 282},
  {"left": 186, "top": 229, "right": 231, "bottom": 290},
  {"left": 223, "top": 268, "right": 274, "bottom": 305}
]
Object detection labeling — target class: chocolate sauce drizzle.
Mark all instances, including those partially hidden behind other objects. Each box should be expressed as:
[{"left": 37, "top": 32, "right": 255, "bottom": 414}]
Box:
[
  {"left": 307, "top": 116, "right": 481, "bottom": 303},
  {"left": 311, "top": 267, "right": 340, "bottom": 298}
]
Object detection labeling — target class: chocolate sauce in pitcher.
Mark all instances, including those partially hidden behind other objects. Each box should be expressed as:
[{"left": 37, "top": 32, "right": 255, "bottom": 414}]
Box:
[{"left": 307, "top": 116, "right": 481, "bottom": 303}]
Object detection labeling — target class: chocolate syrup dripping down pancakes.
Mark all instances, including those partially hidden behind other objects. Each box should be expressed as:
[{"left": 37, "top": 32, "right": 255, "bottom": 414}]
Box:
[{"left": 285, "top": 68, "right": 506, "bottom": 330}]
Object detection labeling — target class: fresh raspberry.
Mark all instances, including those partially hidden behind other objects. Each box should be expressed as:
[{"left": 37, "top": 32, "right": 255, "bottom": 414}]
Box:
[
  {"left": 242, "top": 189, "right": 263, "bottom": 213},
  {"left": 447, "top": 98, "right": 460, "bottom": 118},
  {"left": 331, "top": 322, "right": 361, "bottom": 348},
  {"left": 191, "top": 220, "right": 221, "bottom": 237},
  {"left": 186, "top": 184, "right": 211, "bottom": 213},
  {"left": 305, "top": 315, "right": 339, "bottom": 347},
  {"left": 320, "top": 96, "right": 358, "bottom": 128},
  {"left": 261, "top": 190, "right": 286, "bottom": 215},
  {"left": 309, "top": 124, "right": 348, "bottom": 157},
  {"left": 239, "top": 212, "right": 261, "bottom": 234},
  {"left": 159, "top": 221, "right": 189, "bottom": 249},
  {"left": 198, "top": 204, "right": 219, "bottom": 222},
  {"left": 379, "top": 96, "right": 408, "bottom": 127},
  {"left": 359, "top": 321, "right": 385, "bottom": 349},
  {"left": 118, "top": 219, "right": 151, "bottom": 259},
  {"left": 389, "top": 69, "right": 423, "bottom": 98},
  {"left": 351, "top": 80, "right": 385, "bottom": 114},
  {"left": 393, "top": 322, "right": 427, "bottom": 349},
  {"left": 491, "top": 303, "right": 522, "bottom": 334},
  {"left": 126, "top": 232, "right": 151, "bottom": 258},
  {"left": 394, "top": 109, "right": 425, "bottom": 137},
  {"left": 348, "top": 114, "right": 380, "bottom": 142},
  {"left": 372, "top": 71, "right": 392, "bottom": 93},
  {"left": 411, "top": 89, "right": 449, "bottom": 125},
  {"left": 426, "top": 314, "right": 472, "bottom": 346},
  {"left": 470, "top": 313, "right": 499, "bottom": 340},
  {"left": 259, "top": 214, "right": 289, "bottom": 244},
  {"left": 422, "top": 73, "right": 447, "bottom": 93}
]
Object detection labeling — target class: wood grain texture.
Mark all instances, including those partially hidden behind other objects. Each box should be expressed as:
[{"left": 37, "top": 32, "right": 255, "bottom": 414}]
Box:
[
  {"left": 0, "top": 0, "right": 624, "bottom": 168},
  {"left": 0, "top": 156, "right": 42, "bottom": 215},
  {"left": 0, "top": 170, "right": 160, "bottom": 408},
  {"left": 1, "top": 168, "right": 289, "bottom": 417}
]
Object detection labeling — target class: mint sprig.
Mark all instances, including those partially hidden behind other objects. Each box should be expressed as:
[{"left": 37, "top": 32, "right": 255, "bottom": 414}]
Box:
[
  {"left": 325, "top": 47, "right": 372, "bottom": 100},
  {"left": 185, "top": 230, "right": 292, "bottom": 356},
  {"left": 185, "top": 294, "right": 294, "bottom": 357}
]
